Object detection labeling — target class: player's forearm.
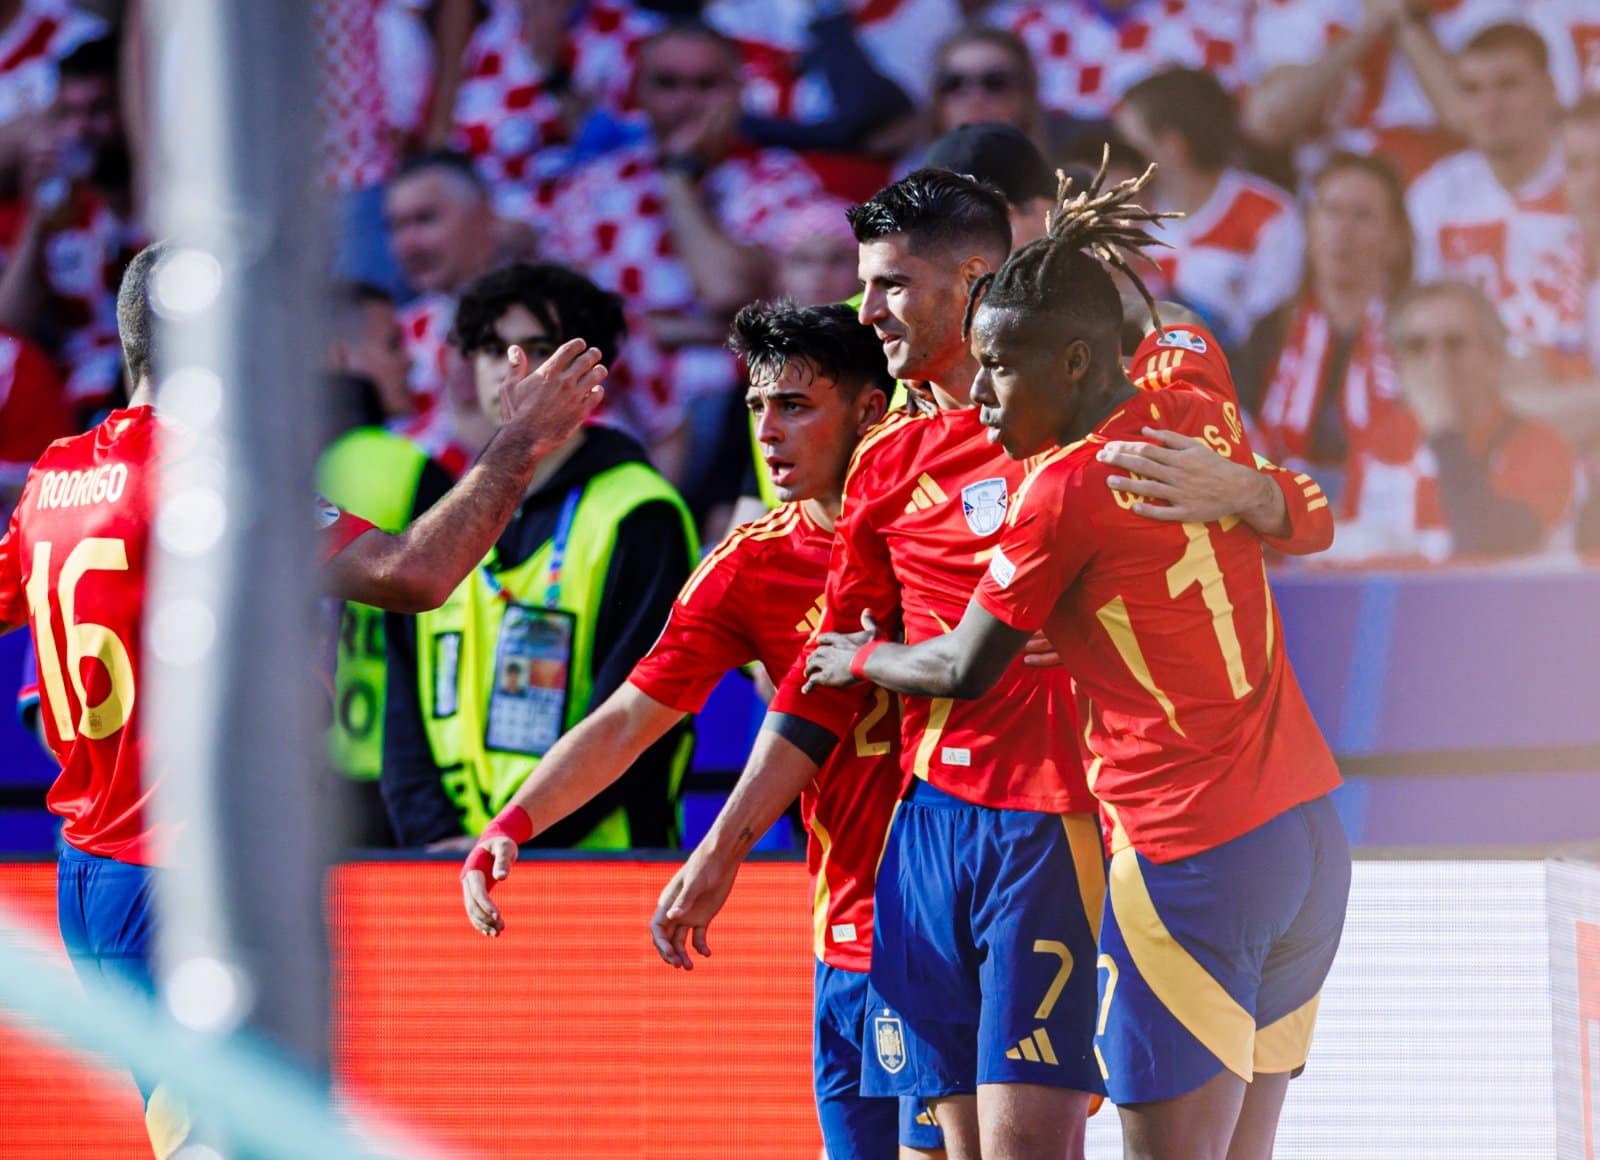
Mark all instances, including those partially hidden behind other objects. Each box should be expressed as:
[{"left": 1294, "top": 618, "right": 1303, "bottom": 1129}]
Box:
[
  {"left": 858, "top": 636, "right": 984, "bottom": 700},
  {"left": 506, "top": 685, "right": 681, "bottom": 835},
  {"left": 1255, "top": 464, "right": 1335, "bottom": 555},
  {"left": 329, "top": 423, "right": 546, "bottom": 611},
  {"left": 698, "top": 720, "right": 827, "bottom": 864}
]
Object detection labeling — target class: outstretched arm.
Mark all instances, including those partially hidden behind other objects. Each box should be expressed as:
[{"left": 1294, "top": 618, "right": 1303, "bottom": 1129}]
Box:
[
  {"left": 805, "top": 604, "right": 1031, "bottom": 702},
  {"left": 461, "top": 683, "right": 685, "bottom": 936},
  {"left": 647, "top": 714, "right": 837, "bottom": 969},
  {"left": 325, "top": 340, "right": 605, "bottom": 611}
]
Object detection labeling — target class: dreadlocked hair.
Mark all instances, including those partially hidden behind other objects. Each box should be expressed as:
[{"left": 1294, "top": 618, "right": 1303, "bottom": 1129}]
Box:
[{"left": 962, "top": 147, "right": 1181, "bottom": 349}]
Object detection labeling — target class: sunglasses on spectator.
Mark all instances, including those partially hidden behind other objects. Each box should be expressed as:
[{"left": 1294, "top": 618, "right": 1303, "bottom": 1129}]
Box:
[
  {"left": 644, "top": 72, "right": 731, "bottom": 93},
  {"left": 935, "top": 69, "right": 1022, "bottom": 97}
]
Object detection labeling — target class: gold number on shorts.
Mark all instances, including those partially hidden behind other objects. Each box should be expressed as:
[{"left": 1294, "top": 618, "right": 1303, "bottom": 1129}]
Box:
[{"left": 1032, "top": 939, "right": 1075, "bottom": 1020}]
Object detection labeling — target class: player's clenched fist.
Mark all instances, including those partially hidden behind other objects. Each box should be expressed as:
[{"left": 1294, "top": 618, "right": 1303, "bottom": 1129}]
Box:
[
  {"left": 498, "top": 338, "right": 607, "bottom": 455},
  {"left": 460, "top": 805, "right": 534, "bottom": 937}
]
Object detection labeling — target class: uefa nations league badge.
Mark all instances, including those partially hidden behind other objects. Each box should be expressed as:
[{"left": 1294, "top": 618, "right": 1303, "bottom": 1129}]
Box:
[{"left": 962, "top": 478, "right": 1009, "bottom": 536}]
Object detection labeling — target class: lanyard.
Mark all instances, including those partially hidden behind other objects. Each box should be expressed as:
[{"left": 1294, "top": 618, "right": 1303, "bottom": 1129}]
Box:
[{"left": 481, "top": 487, "right": 583, "bottom": 610}]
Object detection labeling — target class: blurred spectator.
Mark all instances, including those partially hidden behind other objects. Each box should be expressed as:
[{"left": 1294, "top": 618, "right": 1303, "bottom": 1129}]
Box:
[
  {"left": 1334, "top": 281, "right": 1576, "bottom": 562},
  {"left": 0, "top": 327, "right": 71, "bottom": 516},
  {"left": 1115, "top": 67, "right": 1304, "bottom": 351},
  {"left": 1240, "top": 152, "right": 1411, "bottom": 505},
  {"left": 540, "top": 21, "right": 825, "bottom": 499},
  {"left": 382, "top": 262, "right": 696, "bottom": 850},
  {"left": 449, "top": 0, "right": 664, "bottom": 222},
  {"left": 709, "top": 0, "right": 955, "bottom": 120},
  {"left": 1565, "top": 96, "right": 1600, "bottom": 377},
  {"left": 706, "top": 0, "right": 923, "bottom": 186},
  {"left": 1407, "top": 23, "right": 1589, "bottom": 381},
  {"left": 380, "top": 0, "right": 475, "bottom": 152},
  {"left": 320, "top": 281, "right": 456, "bottom": 848},
  {"left": 985, "top": 0, "right": 1248, "bottom": 122},
  {"left": 384, "top": 149, "right": 499, "bottom": 471},
  {"left": 772, "top": 196, "right": 858, "bottom": 305},
  {"left": 1244, "top": 0, "right": 1517, "bottom": 184},
  {"left": 923, "top": 120, "right": 1055, "bottom": 246},
  {"left": 0, "top": 0, "right": 104, "bottom": 181},
  {"left": 0, "top": 34, "right": 138, "bottom": 421},
  {"left": 900, "top": 26, "right": 1081, "bottom": 173}
]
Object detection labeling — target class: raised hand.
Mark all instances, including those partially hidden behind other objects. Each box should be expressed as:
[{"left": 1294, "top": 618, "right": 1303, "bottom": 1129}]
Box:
[
  {"left": 498, "top": 339, "right": 607, "bottom": 455},
  {"left": 460, "top": 833, "right": 522, "bottom": 937}
]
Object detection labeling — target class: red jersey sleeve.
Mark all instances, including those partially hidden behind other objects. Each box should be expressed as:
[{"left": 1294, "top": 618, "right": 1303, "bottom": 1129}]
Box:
[
  {"left": 0, "top": 501, "right": 22, "bottom": 632},
  {"left": 316, "top": 497, "right": 375, "bottom": 563},
  {"left": 629, "top": 541, "right": 763, "bottom": 715},
  {"left": 1257, "top": 460, "right": 1335, "bottom": 556},
  {"left": 974, "top": 448, "right": 1092, "bottom": 633},
  {"left": 769, "top": 419, "right": 912, "bottom": 736},
  {"left": 1129, "top": 324, "right": 1236, "bottom": 403}
]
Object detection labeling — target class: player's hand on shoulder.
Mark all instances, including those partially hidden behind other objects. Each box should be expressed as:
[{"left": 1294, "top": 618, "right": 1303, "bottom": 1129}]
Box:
[
  {"left": 648, "top": 850, "right": 738, "bottom": 971},
  {"left": 1098, "top": 427, "right": 1261, "bottom": 524},
  {"left": 499, "top": 340, "right": 608, "bottom": 454},
  {"left": 803, "top": 612, "right": 879, "bottom": 693},
  {"left": 460, "top": 834, "right": 521, "bottom": 938}
]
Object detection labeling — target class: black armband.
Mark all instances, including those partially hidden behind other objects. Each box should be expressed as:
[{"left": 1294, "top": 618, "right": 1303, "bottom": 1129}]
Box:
[{"left": 763, "top": 712, "right": 840, "bottom": 767}]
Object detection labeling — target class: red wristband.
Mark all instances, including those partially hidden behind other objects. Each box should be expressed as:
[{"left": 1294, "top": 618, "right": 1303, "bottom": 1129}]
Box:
[
  {"left": 849, "top": 640, "right": 881, "bottom": 682},
  {"left": 461, "top": 804, "right": 534, "bottom": 885}
]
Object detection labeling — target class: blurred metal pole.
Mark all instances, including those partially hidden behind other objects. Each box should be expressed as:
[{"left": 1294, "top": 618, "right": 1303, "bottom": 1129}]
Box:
[{"left": 142, "top": 0, "right": 332, "bottom": 1080}]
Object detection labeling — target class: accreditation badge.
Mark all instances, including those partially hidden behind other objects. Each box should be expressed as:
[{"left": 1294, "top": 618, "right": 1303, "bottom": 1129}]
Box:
[{"left": 485, "top": 604, "right": 575, "bottom": 756}]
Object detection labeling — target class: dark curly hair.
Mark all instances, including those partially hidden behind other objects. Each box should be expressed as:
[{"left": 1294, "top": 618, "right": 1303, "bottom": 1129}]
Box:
[
  {"left": 451, "top": 263, "right": 627, "bottom": 367},
  {"left": 728, "top": 300, "right": 892, "bottom": 401}
]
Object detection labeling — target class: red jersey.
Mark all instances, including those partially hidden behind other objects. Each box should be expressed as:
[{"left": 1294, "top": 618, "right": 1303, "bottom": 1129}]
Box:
[
  {"left": 773, "top": 408, "right": 1093, "bottom": 815},
  {"left": 629, "top": 503, "right": 901, "bottom": 972},
  {"left": 0, "top": 407, "right": 374, "bottom": 865},
  {"left": 972, "top": 334, "right": 1341, "bottom": 863}
]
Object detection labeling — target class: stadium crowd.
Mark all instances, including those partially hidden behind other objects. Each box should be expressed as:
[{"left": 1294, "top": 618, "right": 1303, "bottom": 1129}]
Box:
[{"left": 3, "top": 0, "right": 1600, "bottom": 841}]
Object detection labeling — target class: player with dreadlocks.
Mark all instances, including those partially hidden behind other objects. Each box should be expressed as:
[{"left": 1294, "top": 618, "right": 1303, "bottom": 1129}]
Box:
[
  {"left": 651, "top": 164, "right": 1335, "bottom": 1160},
  {"left": 806, "top": 160, "right": 1352, "bottom": 1160}
]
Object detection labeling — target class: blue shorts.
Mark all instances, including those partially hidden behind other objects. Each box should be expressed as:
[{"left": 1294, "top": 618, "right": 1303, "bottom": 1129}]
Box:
[
  {"left": 1097, "top": 794, "right": 1351, "bottom": 1105},
  {"left": 814, "top": 960, "right": 943, "bottom": 1155},
  {"left": 57, "top": 844, "right": 158, "bottom": 996},
  {"left": 57, "top": 846, "right": 192, "bottom": 1156},
  {"left": 866, "top": 779, "right": 1106, "bottom": 1098}
]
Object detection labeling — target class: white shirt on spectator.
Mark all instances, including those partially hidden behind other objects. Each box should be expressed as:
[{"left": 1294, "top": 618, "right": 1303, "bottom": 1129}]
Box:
[
  {"left": 0, "top": 0, "right": 103, "bottom": 127},
  {"left": 1148, "top": 168, "right": 1304, "bottom": 350},
  {"left": 1249, "top": 0, "right": 1517, "bottom": 180},
  {"left": 540, "top": 141, "right": 824, "bottom": 440},
  {"left": 1526, "top": 0, "right": 1600, "bottom": 105},
  {"left": 1408, "top": 147, "right": 1589, "bottom": 377},
  {"left": 987, "top": 0, "right": 1250, "bottom": 119}
]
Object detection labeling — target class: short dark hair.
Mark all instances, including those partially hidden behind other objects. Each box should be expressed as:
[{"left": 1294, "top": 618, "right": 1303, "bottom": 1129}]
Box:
[
  {"left": 58, "top": 37, "right": 116, "bottom": 82},
  {"left": 1462, "top": 22, "right": 1549, "bottom": 73},
  {"left": 1311, "top": 151, "right": 1413, "bottom": 291},
  {"left": 392, "top": 148, "right": 486, "bottom": 195},
  {"left": 1121, "top": 68, "right": 1237, "bottom": 172},
  {"left": 330, "top": 280, "right": 393, "bottom": 339},
  {"left": 452, "top": 262, "right": 627, "bottom": 367},
  {"left": 847, "top": 168, "right": 1011, "bottom": 259},
  {"left": 116, "top": 240, "right": 171, "bottom": 386},
  {"left": 728, "top": 300, "right": 893, "bottom": 401}
]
